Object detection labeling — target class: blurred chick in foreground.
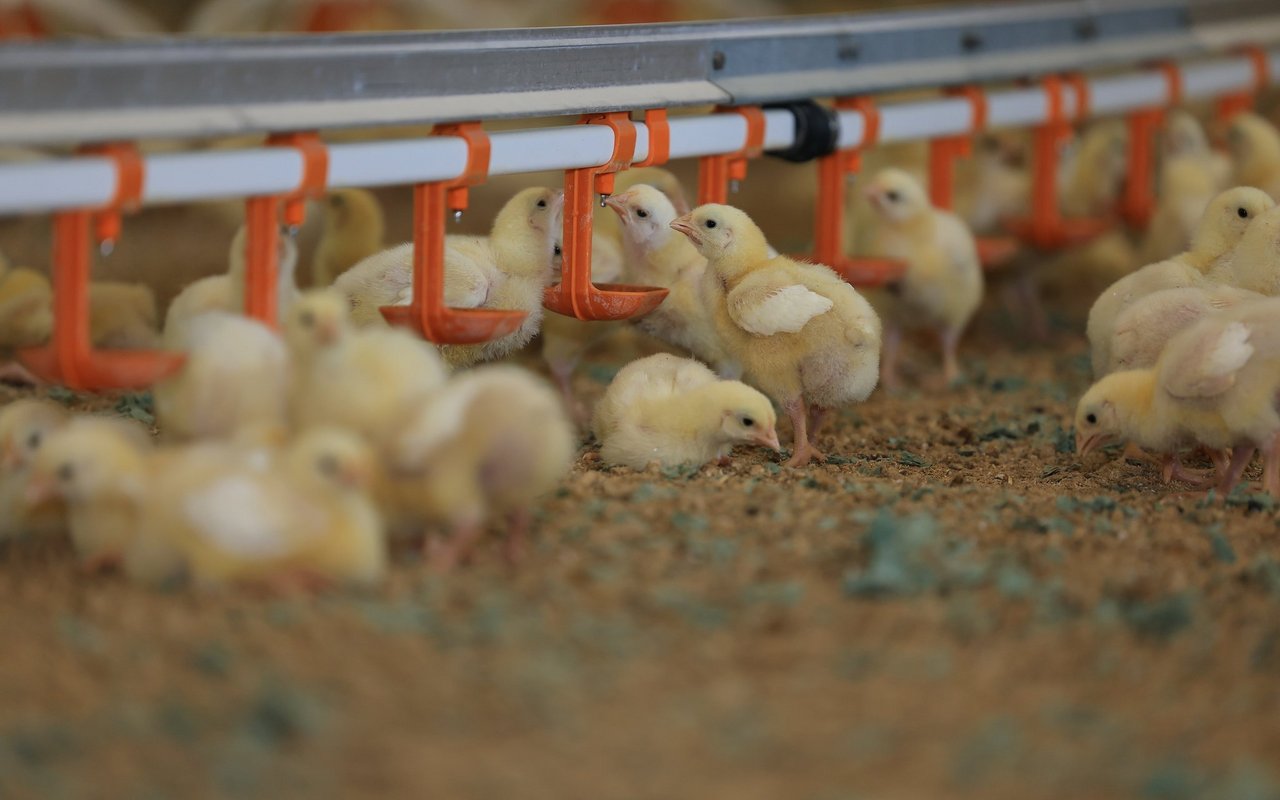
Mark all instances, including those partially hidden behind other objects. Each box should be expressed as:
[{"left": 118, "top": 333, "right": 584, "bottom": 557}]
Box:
[
  {"left": 1226, "top": 112, "right": 1280, "bottom": 200},
  {"left": 1140, "top": 111, "right": 1231, "bottom": 264},
  {"left": 605, "top": 184, "right": 736, "bottom": 374},
  {"left": 311, "top": 188, "right": 385, "bottom": 288},
  {"left": 672, "top": 204, "right": 881, "bottom": 467},
  {"left": 1076, "top": 296, "right": 1280, "bottom": 494},
  {"left": 592, "top": 353, "right": 779, "bottom": 470},
  {"left": 285, "top": 289, "right": 448, "bottom": 457},
  {"left": 387, "top": 365, "right": 574, "bottom": 571},
  {"left": 0, "top": 399, "right": 69, "bottom": 541},
  {"left": 1087, "top": 186, "right": 1275, "bottom": 377},
  {"left": 862, "top": 168, "right": 983, "bottom": 389},
  {"left": 26, "top": 416, "right": 153, "bottom": 571},
  {"left": 133, "top": 427, "right": 385, "bottom": 591},
  {"left": 336, "top": 187, "right": 563, "bottom": 369}
]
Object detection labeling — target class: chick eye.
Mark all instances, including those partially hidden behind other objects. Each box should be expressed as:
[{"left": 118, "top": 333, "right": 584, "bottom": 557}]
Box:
[
  {"left": 1085, "top": 413, "right": 1097, "bottom": 425},
  {"left": 886, "top": 190, "right": 901, "bottom": 203},
  {"left": 26, "top": 431, "right": 41, "bottom": 449},
  {"left": 299, "top": 310, "right": 315, "bottom": 327},
  {"left": 317, "top": 455, "right": 340, "bottom": 476},
  {"left": 56, "top": 463, "right": 74, "bottom": 482},
  {"left": 553, "top": 244, "right": 562, "bottom": 256},
  {"left": 636, "top": 208, "right": 649, "bottom": 219},
  {"left": 705, "top": 219, "right": 717, "bottom": 229},
  {"left": 536, "top": 199, "right": 547, "bottom": 208},
  {"left": 1238, "top": 207, "right": 1249, "bottom": 219},
  {"left": 742, "top": 417, "right": 755, "bottom": 427}
]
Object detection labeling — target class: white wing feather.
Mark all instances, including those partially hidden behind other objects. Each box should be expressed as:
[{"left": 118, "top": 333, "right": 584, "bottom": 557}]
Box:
[
  {"left": 730, "top": 284, "right": 833, "bottom": 336},
  {"left": 183, "top": 476, "right": 293, "bottom": 559}
]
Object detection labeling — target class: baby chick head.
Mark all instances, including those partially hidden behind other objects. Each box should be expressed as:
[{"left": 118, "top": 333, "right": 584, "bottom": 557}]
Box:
[
  {"left": 669, "top": 204, "right": 769, "bottom": 266},
  {"left": 1074, "top": 370, "right": 1153, "bottom": 457},
  {"left": 615, "top": 167, "right": 692, "bottom": 215},
  {"left": 1163, "top": 110, "right": 1209, "bottom": 158},
  {"left": 492, "top": 187, "right": 565, "bottom": 272},
  {"left": 864, "top": 168, "right": 930, "bottom": 223},
  {"left": 325, "top": 189, "right": 383, "bottom": 234},
  {"left": 228, "top": 224, "right": 299, "bottom": 278},
  {"left": 0, "top": 400, "right": 69, "bottom": 471},
  {"left": 707, "top": 381, "right": 781, "bottom": 452},
  {"left": 286, "top": 427, "right": 377, "bottom": 494},
  {"left": 26, "top": 420, "right": 147, "bottom": 507},
  {"left": 604, "top": 184, "right": 679, "bottom": 245},
  {"left": 1194, "top": 187, "right": 1277, "bottom": 258},
  {"left": 285, "top": 288, "right": 350, "bottom": 354},
  {"left": 1225, "top": 112, "right": 1280, "bottom": 167}
]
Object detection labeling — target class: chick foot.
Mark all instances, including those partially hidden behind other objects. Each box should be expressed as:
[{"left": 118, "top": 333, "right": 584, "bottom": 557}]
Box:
[
  {"left": 428, "top": 521, "right": 485, "bottom": 574},
  {"left": 1159, "top": 454, "right": 1217, "bottom": 489},
  {"left": 0, "top": 360, "right": 44, "bottom": 387},
  {"left": 783, "top": 397, "right": 826, "bottom": 468},
  {"left": 1215, "top": 444, "right": 1256, "bottom": 496}
]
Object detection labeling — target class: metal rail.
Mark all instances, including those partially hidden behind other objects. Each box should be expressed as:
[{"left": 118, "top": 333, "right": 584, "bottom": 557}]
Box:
[{"left": 0, "top": 0, "right": 1277, "bottom": 145}]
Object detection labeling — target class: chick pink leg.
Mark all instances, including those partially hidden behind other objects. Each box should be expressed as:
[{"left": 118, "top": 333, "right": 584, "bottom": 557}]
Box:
[
  {"left": 1015, "top": 272, "right": 1050, "bottom": 342},
  {"left": 0, "top": 361, "right": 44, "bottom": 387},
  {"left": 880, "top": 325, "right": 903, "bottom": 392},
  {"left": 784, "top": 397, "right": 825, "bottom": 468},
  {"left": 1216, "top": 444, "right": 1256, "bottom": 496},
  {"left": 939, "top": 327, "right": 963, "bottom": 386},
  {"left": 503, "top": 508, "right": 531, "bottom": 566},
  {"left": 1160, "top": 453, "right": 1216, "bottom": 489},
  {"left": 1263, "top": 433, "right": 1280, "bottom": 497},
  {"left": 808, "top": 405, "right": 831, "bottom": 441},
  {"left": 428, "top": 519, "right": 485, "bottom": 574},
  {"left": 548, "top": 361, "right": 589, "bottom": 428}
]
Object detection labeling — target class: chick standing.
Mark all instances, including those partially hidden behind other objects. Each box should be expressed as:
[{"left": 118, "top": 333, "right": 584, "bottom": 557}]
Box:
[
  {"left": 311, "top": 188, "right": 385, "bottom": 288},
  {"left": 0, "top": 399, "right": 69, "bottom": 540},
  {"left": 336, "top": 187, "right": 562, "bottom": 369},
  {"left": 863, "top": 168, "right": 983, "bottom": 389},
  {"left": 387, "top": 365, "right": 574, "bottom": 570},
  {"left": 592, "top": 354, "right": 779, "bottom": 470},
  {"left": 1140, "top": 111, "right": 1231, "bottom": 264},
  {"left": 285, "top": 289, "right": 448, "bottom": 456},
  {"left": 671, "top": 204, "right": 881, "bottom": 467},
  {"left": 1076, "top": 296, "right": 1280, "bottom": 494},
  {"left": 1086, "top": 186, "right": 1275, "bottom": 377},
  {"left": 604, "top": 184, "right": 736, "bottom": 374}
]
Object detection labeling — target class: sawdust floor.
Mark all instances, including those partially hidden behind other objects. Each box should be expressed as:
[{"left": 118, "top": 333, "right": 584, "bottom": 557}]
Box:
[{"left": 2, "top": 287, "right": 1280, "bottom": 800}]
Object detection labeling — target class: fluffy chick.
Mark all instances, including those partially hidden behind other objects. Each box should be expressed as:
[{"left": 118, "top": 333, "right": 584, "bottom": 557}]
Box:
[
  {"left": 153, "top": 311, "right": 290, "bottom": 443},
  {"left": 134, "top": 427, "right": 385, "bottom": 591},
  {"left": 312, "top": 188, "right": 385, "bottom": 288},
  {"left": 0, "top": 265, "right": 54, "bottom": 385},
  {"left": 1076, "top": 296, "right": 1280, "bottom": 494},
  {"left": 1207, "top": 204, "right": 1280, "bottom": 295},
  {"left": 863, "top": 168, "right": 983, "bottom": 388},
  {"left": 1140, "top": 112, "right": 1231, "bottom": 264},
  {"left": 163, "top": 225, "right": 300, "bottom": 349},
  {"left": 671, "top": 204, "right": 881, "bottom": 467},
  {"left": 1108, "top": 284, "right": 1262, "bottom": 373},
  {"left": 1227, "top": 112, "right": 1280, "bottom": 200},
  {"left": 1087, "top": 186, "right": 1275, "bottom": 377},
  {"left": 26, "top": 416, "right": 153, "bottom": 570},
  {"left": 388, "top": 365, "right": 574, "bottom": 570},
  {"left": 1059, "top": 120, "right": 1129, "bottom": 218},
  {"left": 0, "top": 399, "right": 69, "bottom": 540},
  {"left": 89, "top": 281, "right": 161, "bottom": 349},
  {"left": 285, "top": 289, "right": 448, "bottom": 456},
  {"left": 335, "top": 187, "right": 563, "bottom": 369},
  {"left": 954, "top": 130, "right": 1031, "bottom": 234},
  {"left": 605, "top": 184, "right": 737, "bottom": 374},
  {"left": 592, "top": 353, "right": 779, "bottom": 470}
]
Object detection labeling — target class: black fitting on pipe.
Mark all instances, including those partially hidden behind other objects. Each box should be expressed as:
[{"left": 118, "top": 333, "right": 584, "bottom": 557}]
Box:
[{"left": 764, "top": 100, "right": 839, "bottom": 163}]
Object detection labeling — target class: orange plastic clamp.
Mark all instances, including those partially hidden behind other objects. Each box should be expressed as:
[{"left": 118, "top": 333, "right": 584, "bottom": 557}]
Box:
[
  {"left": 267, "top": 131, "right": 329, "bottom": 230},
  {"left": 1217, "top": 45, "right": 1270, "bottom": 119},
  {"left": 696, "top": 106, "right": 767, "bottom": 205},
  {"left": 928, "top": 86, "right": 987, "bottom": 210},
  {"left": 632, "top": 108, "right": 671, "bottom": 168},
  {"left": 81, "top": 142, "right": 144, "bottom": 250},
  {"left": 543, "top": 112, "right": 668, "bottom": 321},
  {"left": 379, "top": 122, "right": 526, "bottom": 343}
]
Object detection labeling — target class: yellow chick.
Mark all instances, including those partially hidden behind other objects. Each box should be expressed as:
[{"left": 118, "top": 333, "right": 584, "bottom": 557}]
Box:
[
  {"left": 285, "top": 289, "right": 448, "bottom": 456},
  {"left": 1059, "top": 120, "right": 1129, "bottom": 218},
  {"left": 1087, "top": 186, "right": 1275, "bottom": 377},
  {"left": 388, "top": 365, "right": 574, "bottom": 570},
  {"left": 0, "top": 399, "right": 69, "bottom": 540},
  {"left": 134, "top": 427, "right": 385, "bottom": 591},
  {"left": 592, "top": 353, "right": 780, "bottom": 470},
  {"left": 671, "top": 204, "right": 881, "bottom": 467},
  {"left": 335, "top": 187, "right": 563, "bottom": 369},
  {"left": 89, "top": 281, "right": 161, "bottom": 349},
  {"left": 1108, "top": 284, "right": 1262, "bottom": 373},
  {"left": 0, "top": 265, "right": 54, "bottom": 385},
  {"left": 1140, "top": 112, "right": 1231, "bottom": 264},
  {"left": 1226, "top": 112, "right": 1280, "bottom": 200},
  {"left": 863, "top": 168, "right": 983, "bottom": 389},
  {"left": 1206, "top": 204, "right": 1280, "bottom": 295},
  {"left": 596, "top": 167, "right": 692, "bottom": 248},
  {"left": 311, "top": 188, "right": 385, "bottom": 288},
  {"left": 153, "top": 311, "right": 290, "bottom": 443},
  {"left": 163, "top": 225, "right": 300, "bottom": 349},
  {"left": 25, "top": 416, "right": 153, "bottom": 571},
  {"left": 605, "top": 184, "right": 737, "bottom": 374},
  {"left": 954, "top": 130, "right": 1031, "bottom": 234},
  {"left": 1076, "top": 296, "right": 1280, "bottom": 494}
]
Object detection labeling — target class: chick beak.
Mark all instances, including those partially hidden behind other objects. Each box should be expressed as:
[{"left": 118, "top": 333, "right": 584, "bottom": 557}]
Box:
[
  {"left": 316, "top": 320, "right": 341, "bottom": 346},
  {"left": 337, "top": 464, "right": 370, "bottom": 490},
  {"left": 602, "top": 194, "right": 629, "bottom": 222},
  {"left": 753, "top": 427, "right": 782, "bottom": 452},
  {"left": 24, "top": 474, "right": 57, "bottom": 508},
  {"left": 0, "top": 444, "right": 22, "bottom": 471},
  {"left": 1076, "top": 431, "right": 1110, "bottom": 458},
  {"left": 669, "top": 215, "right": 698, "bottom": 242}
]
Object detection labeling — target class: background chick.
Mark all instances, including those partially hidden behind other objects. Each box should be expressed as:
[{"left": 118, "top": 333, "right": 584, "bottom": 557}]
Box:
[
  {"left": 1226, "top": 112, "right": 1280, "bottom": 200},
  {"left": 336, "top": 187, "right": 563, "bottom": 369},
  {"left": 312, "top": 188, "right": 385, "bottom": 288},
  {"left": 89, "top": 282, "right": 161, "bottom": 349},
  {"left": 592, "top": 353, "right": 779, "bottom": 470},
  {"left": 1087, "top": 186, "right": 1275, "bottom": 377},
  {"left": 953, "top": 130, "right": 1031, "bottom": 235},
  {"left": 862, "top": 168, "right": 983, "bottom": 389},
  {"left": 605, "top": 184, "right": 737, "bottom": 375},
  {"left": 163, "top": 225, "right": 300, "bottom": 348},
  {"left": 1140, "top": 111, "right": 1231, "bottom": 264},
  {"left": 153, "top": 311, "right": 291, "bottom": 443},
  {"left": 0, "top": 399, "right": 69, "bottom": 541},
  {"left": 26, "top": 417, "right": 153, "bottom": 571},
  {"left": 672, "top": 204, "right": 881, "bottom": 467},
  {"left": 286, "top": 289, "right": 448, "bottom": 457},
  {"left": 0, "top": 263, "right": 54, "bottom": 385},
  {"left": 388, "top": 365, "right": 574, "bottom": 570}
]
